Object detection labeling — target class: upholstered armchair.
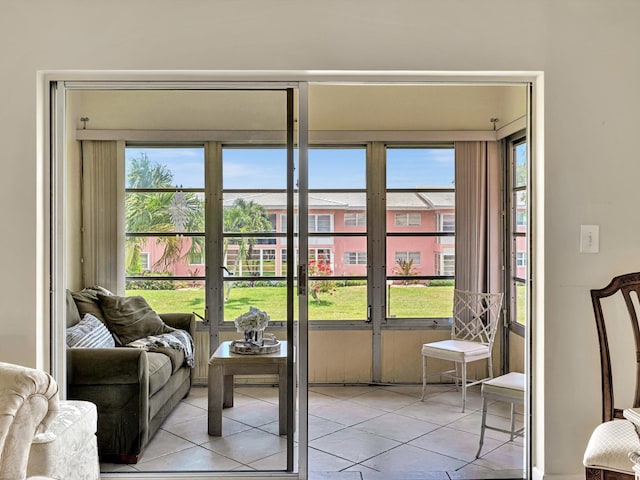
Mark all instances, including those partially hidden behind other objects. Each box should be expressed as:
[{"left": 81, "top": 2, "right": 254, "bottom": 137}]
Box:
[
  {"left": 0, "top": 361, "right": 100, "bottom": 480},
  {"left": 0, "top": 361, "right": 58, "bottom": 480}
]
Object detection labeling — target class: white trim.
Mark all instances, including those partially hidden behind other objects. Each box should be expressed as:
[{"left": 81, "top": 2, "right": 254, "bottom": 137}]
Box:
[
  {"left": 44, "top": 69, "right": 541, "bottom": 84},
  {"left": 50, "top": 81, "right": 65, "bottom": 387},
  {"left": 531, "top": 467, "right": 581, "bottom": 480}
]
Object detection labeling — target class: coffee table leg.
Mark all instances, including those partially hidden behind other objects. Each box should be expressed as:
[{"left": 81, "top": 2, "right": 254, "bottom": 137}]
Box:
[
  {"left": 208, "top": 364, "right": 223, "bottom": 436},
  {"left": 223, "top": 374, "right": 234, "bottom": 408},
  {"left": 278, "top": 363, "right": 287, "bottom": 436}
]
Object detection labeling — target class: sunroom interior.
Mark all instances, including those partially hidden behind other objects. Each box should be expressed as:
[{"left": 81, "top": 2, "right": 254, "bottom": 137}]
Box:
[{"left": 61, "top": 82, "right": 529, "bottom": 478}]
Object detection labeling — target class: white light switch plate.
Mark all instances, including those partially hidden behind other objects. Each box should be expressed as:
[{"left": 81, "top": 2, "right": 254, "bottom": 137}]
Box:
[{"left": 580, "top": 224, "right": 599, "bottom": 253}]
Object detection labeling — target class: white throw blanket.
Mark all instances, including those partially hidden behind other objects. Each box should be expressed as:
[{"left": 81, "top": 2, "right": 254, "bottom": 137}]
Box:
[{"left": 127, "top": 330, "right": 195, "bottom": 368}]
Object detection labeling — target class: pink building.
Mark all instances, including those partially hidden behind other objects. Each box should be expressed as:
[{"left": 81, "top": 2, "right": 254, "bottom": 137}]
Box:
[{"left": 135, "top": 191, "right": 459, "bottom": 280}]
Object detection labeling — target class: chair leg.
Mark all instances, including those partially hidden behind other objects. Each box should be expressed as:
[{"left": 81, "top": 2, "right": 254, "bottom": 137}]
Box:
[
  {"left": 421, "top": 355, "right": 427, "bottom": 401},
  {"left": 509, "top": 402, "right": 516, "bottom": 441},
  {"left": 476, "top": 396, "right": 488, "bottom": 458},
  {"left": 488, "top": 354, "right": 494, "bottom": 380},
  {"left": 461, "top": 361, "right": 467, "bottom": 413}
]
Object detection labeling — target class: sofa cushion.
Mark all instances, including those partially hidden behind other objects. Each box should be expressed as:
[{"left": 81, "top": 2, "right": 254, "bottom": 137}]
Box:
[
  {"left": 150, "top": 346, "right": 186, "bottom": 374},
  {"left": 71, "top": 288, "right": 107, "bottom": 325},
  {"left": 66, "top": 314, "right": 115, "bottom": 348},
  {"left": 66, "top": 290, "right": 82, "bottom": 328},
  {"left": 98, "top": 294, "right": 172, "bottom": 345},
  {"left": 147, "top": 352, "right": 173, "bottom": 397}
]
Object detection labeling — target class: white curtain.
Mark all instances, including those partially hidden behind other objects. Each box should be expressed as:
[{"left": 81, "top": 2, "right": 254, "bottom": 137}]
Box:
[
  {"left": 454, "top": 141, "right": 501, "bottom": 295},
  {"left": 81, "top": 140, "right": 125, "bottom": 295}
]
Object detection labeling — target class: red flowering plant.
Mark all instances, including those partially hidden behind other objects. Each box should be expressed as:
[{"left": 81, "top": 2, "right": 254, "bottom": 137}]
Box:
[{"left": 308, "top": 260, "right": 337, "bottom": 303}]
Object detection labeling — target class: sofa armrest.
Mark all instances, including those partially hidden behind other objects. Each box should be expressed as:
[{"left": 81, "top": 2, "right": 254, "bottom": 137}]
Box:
[
  {"left": 160, "top": 313, "right": 196, "bottom": 338},
  {"left": 67, "top": 348, "right": 148, "bottom": 385},
  {"left": 66, "top": 348, "right": 150, "bottom": 463}
]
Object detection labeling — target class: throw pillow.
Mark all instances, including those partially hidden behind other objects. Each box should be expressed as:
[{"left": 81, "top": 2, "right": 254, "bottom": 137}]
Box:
[
  {"left": 71, "top": 288, "right": 107, "bottom": 325},
  {"left": 66, "top": 289, "right": 82, "bottom": 328},
  {"left": 97, "top": 294, "right": 173, "bottom": 345},
  {"left": 66, "top": 313, "right": 116, "bottom": 348}
]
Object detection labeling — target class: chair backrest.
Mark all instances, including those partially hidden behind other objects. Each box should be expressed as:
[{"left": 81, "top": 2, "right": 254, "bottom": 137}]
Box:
[
  {"left": 591, "top": 272, "right": 640, "bottom": 422},
  {"left": 452, "top": 289, "right": 503, "bottom": 350},
  {"left": 0, "top": 362, "right": 59, "bottom": 480}
]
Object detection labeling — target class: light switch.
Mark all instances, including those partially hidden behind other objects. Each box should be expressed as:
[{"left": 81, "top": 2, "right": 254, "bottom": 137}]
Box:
[{"left": 580, "top": 224, "right": 599, "bottom": 253}]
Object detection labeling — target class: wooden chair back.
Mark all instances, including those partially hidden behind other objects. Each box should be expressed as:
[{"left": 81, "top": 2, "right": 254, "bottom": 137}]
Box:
[{"left": 591, "top": 272, "right": 640, "bottom": 422}]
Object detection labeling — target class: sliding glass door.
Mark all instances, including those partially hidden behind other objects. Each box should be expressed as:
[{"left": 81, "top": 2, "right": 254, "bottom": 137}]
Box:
[{"left": 62, "top": 85, "right": 303, "bottom": 475}]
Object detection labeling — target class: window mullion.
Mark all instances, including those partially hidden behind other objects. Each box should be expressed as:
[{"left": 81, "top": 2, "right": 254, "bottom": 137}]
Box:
[{"left": 368, "top": 142, "right": 386, "bottom": 383}]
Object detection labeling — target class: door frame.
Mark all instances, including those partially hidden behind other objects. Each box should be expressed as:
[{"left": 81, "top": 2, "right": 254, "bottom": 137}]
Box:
[{"left": 44, "top": 70, "right": 543, "bottom": 480}]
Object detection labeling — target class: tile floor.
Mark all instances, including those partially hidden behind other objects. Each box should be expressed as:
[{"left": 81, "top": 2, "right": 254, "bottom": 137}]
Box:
[{"left": 101, "top": 384, "right": 525, "bottom": 479}]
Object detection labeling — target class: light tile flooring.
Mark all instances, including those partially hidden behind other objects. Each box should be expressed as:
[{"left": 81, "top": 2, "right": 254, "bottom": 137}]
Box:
[{"left": 101, "top": 384, "right": 524, "bottom": 479}]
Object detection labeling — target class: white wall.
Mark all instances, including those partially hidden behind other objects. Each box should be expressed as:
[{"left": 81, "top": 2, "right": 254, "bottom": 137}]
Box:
[{"left": 1, "top": 1, "right": 639, "bottom": 478}]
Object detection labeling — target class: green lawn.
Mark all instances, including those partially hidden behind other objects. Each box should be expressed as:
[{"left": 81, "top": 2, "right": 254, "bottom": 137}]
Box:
[{"left": 127, "top": 284, "right": 455, "bottom": 321}]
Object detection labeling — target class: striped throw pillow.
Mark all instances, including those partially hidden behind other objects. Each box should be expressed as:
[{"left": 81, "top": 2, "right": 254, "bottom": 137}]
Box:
[{"left": 66, "top": 313, "right": 115, "bottom": 348}]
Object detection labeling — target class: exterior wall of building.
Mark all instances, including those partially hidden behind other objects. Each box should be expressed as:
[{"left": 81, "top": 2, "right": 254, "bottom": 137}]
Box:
[{"left": 134, "top": 207, "right": 455, "bottom": 280}]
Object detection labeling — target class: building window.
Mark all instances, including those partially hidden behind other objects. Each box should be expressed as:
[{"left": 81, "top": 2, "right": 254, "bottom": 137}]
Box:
[
  {"left": 395, "top": 212, "right": 421, "bottom": 227},
  {"left": 437, "top": 253, "right": 455, "bottom": 276},
  {"left": 140, "top": 252, "right": 150, "bottom": 270},
  {"left": 309, "top": 248, "right": 332, "bottom": 264},
  {"left": 310, "top": 214, "right": 332, "bottom": 233},
  {"left": 438, "top": 213, "right": 455, "bottom": 244},
  {"left": 345, "top": 212, "right": 366, "bottom": 227},
  {"left": 516, "top": 251, "right": 526, "bottom": 267},
  {"left": 345, "top": 251, "right": 367, "bottom": 265},
  {"left": 189, "top": 252, "right": 204, "bottom": 265},
  {"left": 256, "top": 214, "right": 277, "bottom": 245},
  {"left": 395, "top": 251, "right": 421, "bottom": 265}
]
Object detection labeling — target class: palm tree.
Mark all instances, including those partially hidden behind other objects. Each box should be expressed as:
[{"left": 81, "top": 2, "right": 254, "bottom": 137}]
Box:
[
  {"left": 223, "top": 198, "right": 273, "bottom": 299},
  {"left": 125, "top": 153, "right": 204, "bottom": 277}
]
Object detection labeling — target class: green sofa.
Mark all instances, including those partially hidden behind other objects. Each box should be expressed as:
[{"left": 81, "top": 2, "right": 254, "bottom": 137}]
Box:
[{"left": 65, "top": 289, "right": 195, "bottom": 464}]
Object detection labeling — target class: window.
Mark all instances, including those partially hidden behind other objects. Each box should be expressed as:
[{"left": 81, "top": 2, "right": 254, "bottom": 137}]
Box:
[
  {"left": 189, "top": 252, "right": 204, "bottom": 265},
  {"left": 140, "top": 252, "right": 150, "bottom": 270},
  {"left": 308, "top": 147, "right": 367, "bottom": 320},
  {"left": 345, "top": 251, "right": 367, "bottom": 265},
  {"left": 309, "top": 248, "right": 332, "bottom": 265},
  {"left": 309, "top": 214, "right": 332, "bottom": 233},
  {"left": 437, "top": 253, "right": 455, "bottom": 276},
  {"left": 386, "top": 146, "right": 455, "bottom": 319},
  {"left": 395, "top": 251, "right": 421, "bottom": 264},
  {"left": 345, "top": 212, "right": 366, "bottom": 227},
  {"left": 507, "top": 135, "right": 528, "bottom": 330},
  {"left": 124, "top": 146, "right": 206, "bottom": 303},
  {"left": 256, "top": 214, "right": 277, "bottom": 245},
  {"left": 438, "top": 213, "right": 455, "bottom": 244},
  {"left": 395, "top": 212, "right": 421, "bottom": 226}
]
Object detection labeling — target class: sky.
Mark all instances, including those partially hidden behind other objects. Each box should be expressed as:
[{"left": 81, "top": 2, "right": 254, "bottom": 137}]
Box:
[{"left": 125, "top": 146, "right": 455, "bottom": 190}]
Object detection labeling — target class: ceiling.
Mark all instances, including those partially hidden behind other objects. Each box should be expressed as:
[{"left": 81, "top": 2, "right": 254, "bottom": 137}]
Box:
[{"left": 67, "top": 84, "right": 526, "bottom": 133}]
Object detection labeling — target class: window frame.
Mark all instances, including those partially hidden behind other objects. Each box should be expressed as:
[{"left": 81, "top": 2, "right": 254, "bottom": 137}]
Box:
[{"left": 506, "top": 133, "right": 528, "bottom": 337}]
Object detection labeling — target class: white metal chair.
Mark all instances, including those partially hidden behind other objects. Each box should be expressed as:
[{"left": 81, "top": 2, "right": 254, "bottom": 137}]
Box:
[
  {"left": 475, "top": 371, "right": 525, "bottom": 458},
  {"left": 421, "top": 289, "right": 503, "bottom": 412}
]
